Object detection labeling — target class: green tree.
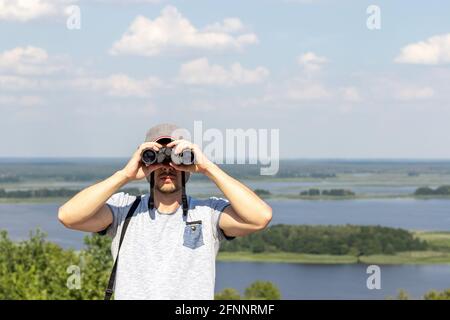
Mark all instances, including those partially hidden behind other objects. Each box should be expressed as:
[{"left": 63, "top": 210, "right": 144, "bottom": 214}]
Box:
[
  {"left": 396, "top": 289, "right": 411, "bottom": 300},
  {"left": 254, "top": 189, "right": 271, "bottom": 197},
  {"left": 215, "top": 288, "right": 241, "bottom": 300},
  {"left": 244, "top": 281, "right": 281, "bottom": 300},
  {"left": 0, "top": 230, "right": 113, "bottom": 299},
  {"left": 424, "top": 289, "right": 450, "bottom": 300}
]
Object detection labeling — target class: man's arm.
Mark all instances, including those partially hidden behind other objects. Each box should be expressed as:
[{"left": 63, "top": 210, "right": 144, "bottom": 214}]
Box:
[
  {"left": 205, "top": 163, "right": 272, "bottom": 237},
  {"left": 57, "top": 170, "right": 129, "bottom": 232},
  {"left": 58, "top": 141, "right": 162, "bottom": 232},
  {"left": 167, "top": 140, "right": 272, "bottom": 238}
]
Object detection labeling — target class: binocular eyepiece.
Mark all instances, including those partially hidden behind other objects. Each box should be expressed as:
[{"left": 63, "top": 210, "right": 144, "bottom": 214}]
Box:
[{"left": 141, "top": 147, "right": 195, "bottom": 166}]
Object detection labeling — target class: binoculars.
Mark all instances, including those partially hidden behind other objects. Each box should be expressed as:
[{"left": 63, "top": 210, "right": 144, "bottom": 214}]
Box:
[{"left": 141, "top": 147, "right": 195, "bottom": 166}]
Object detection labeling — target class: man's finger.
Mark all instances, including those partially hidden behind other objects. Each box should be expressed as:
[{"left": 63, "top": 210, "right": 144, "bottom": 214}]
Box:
[
  {"left": 174, "top": 142, "right": 191, "bottom": 155},
  {"left": 166, "top": 140, "right": 180, "bottom": 148},
  {"left": 140, "top": 142, "right": 162, "bottom": 150}
]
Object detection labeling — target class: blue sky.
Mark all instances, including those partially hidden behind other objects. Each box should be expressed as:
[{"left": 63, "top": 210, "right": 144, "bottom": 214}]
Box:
[{"left": 1, "top": 0, "right": 450, "bottom": 158}]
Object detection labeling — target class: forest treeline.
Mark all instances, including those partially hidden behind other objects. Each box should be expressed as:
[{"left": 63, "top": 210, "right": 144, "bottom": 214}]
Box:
[
  {"left": 414, "top": 186, "right": 450, "bottom": 196},
  {"left": 220, "top": 224, "right": 428, "bottom": 255},
  {"left": 0, "top": 187, "right": 141, "bottom": 198}
]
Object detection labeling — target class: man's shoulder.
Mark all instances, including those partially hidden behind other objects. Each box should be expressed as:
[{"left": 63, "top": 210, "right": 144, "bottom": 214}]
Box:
[
  {"left": 107, "top": 191, "right": 140, "bottom": 208},
  {"left": 189, "top": 196, "right": 230, "bottom": 212}
]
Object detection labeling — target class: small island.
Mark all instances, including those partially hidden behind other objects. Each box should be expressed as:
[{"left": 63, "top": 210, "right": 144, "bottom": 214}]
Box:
[
  {"left": 414, "top": 185, "right": 450, "bottom": 197},
  {"left": 299, "top": 188, "right": 356, "bottom": 199},
  {"left": 217, "top": 224, "right": 450, "bottom": 265}
]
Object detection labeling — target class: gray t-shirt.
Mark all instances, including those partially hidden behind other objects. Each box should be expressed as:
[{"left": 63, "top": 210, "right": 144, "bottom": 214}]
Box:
[{"left": 103, "top": 192, "right": 233, "bottom": 300}]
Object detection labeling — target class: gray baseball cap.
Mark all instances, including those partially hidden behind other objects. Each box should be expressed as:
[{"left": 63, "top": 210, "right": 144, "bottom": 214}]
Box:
[{"left": 144, "top": 123, "right": 187, "bottom": 143}]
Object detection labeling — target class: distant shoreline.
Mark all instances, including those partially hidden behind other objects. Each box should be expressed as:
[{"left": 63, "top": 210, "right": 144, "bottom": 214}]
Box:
[
  {"left": 2, "top": 194, "right": 450, "bottom": 204},
  {"left": 217, "top": 251, "right": 450, "bottom": 265},
  {"left": 216, "top": 231, "right": 450, "bottom": 265}
]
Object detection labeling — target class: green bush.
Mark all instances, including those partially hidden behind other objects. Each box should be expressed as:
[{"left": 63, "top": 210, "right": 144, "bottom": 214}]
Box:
[
  {"left": 215, "top": 281, "right": 281, "bottom": 300},
  {"left": 415, "top": 186, "right": 450, "bottom": 196},
  {"left": 254, "top": 189, "right": 271, "bottom": 197},
  {"left": 0, "top": 230, "right": 112, "bottom": 299},
  {"left": 424, "top": 289, "right": 450, "bottom": 300},
  {"left": 244, "top": 281, "right": 281, "bottom": 300},
  {"left": 215, "top": 288, "right": 241, "bottom": 300}
]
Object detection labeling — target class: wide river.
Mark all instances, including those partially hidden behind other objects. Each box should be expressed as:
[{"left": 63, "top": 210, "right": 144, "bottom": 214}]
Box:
[{"left": 1, "top": 198, "right": 450, "bottom": 299}]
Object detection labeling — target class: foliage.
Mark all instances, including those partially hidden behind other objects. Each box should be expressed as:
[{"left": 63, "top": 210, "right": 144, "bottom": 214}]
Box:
[
  {"left": 214, "top": 281, "right": 281, "bottom": 300},
  {"left": 423, "top": 289, "right": 450, "bottom": 300},
  {"left": 300, "top": 189, "right": 355, "bottom": 197},
  {"left": 244, "top": 281, "right": 281, "bottom": 300},
  {"left": 396, "top": 289, "right": 411, "bottom": 300},
  {"left": 390, "top": 288, "right": 450, "bottom": 300},
  {"left": 0, "top": 230, "right": 112, "bottom": 299},
  {"left": 0, "top": 187, "right": 141, "bottom": 198},
  {"left": 220, "top": 224, "right": 429, "bottom": 255},
  {"left": 414, "top": 185, "right": 450, "bottom": 196},
  {"left": 214, "top": 288, "right": 241, "bottom": 300},
  {"left": 253, "top": 189, "right": 271, "bottom": 197},
  {"left": 299, "top": 189, "right": 320, "bottom": 196}
]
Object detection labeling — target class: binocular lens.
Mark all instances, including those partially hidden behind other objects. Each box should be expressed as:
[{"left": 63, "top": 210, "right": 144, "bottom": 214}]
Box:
[
  {"left": 142, "top": 149, "right": 157, "bottom": 165},
  {"left": 180, "top": 149, "right": 194, "bottom": 165},
  {"left": 141, "top": 147, "right": 195, "bottom": 165}
]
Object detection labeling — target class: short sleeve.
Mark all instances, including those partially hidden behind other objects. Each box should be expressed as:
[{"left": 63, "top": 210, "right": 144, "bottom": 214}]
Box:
[
  {"left": 98, "top": 192, "right": 136, "bottom": 238},
  {"left": 209, "top": 196, "right": 235, "bottom": 242}
]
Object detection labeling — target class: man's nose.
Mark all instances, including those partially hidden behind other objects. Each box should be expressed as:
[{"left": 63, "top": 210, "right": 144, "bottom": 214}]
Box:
[{"left": 161, "top": 166, "right": 174, "bottom": 173}]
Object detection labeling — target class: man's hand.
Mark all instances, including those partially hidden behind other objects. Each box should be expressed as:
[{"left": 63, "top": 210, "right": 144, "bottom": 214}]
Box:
[
  {"left": 166, "top": 140, "right": 272, "bottom": 238},
  {"left": 119, "top": 142, "right": 165, "bottom": 181},
  {"left": 167, "top": 139, "right": 214, "bottom": 174}
]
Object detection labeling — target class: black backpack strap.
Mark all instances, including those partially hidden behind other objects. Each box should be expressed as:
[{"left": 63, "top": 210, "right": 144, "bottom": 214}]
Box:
[
  {"left": 104, "top": 195, "right": 142, "bottom": 300},
  {"left": 181, "top": 171, "right": 188, "bottom": 216},
  {"left": 148, "top": 172, "right": 155, "bottom": 210}
]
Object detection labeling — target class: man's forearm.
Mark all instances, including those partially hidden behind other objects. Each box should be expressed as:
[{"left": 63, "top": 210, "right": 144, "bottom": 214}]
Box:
[
  {"left": 58, "top": 170, "right": 130, "bottom": 226},
  {"left": 204, "top": 163, "right": 272, "bottom": 226}
]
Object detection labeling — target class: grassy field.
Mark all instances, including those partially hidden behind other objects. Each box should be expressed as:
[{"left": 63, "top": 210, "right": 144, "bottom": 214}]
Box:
[
  {"left": 414, "top": 231, "right": 450, "bottom": 251},
  {"left": 0, "top": 197, "right": 68, "bottom": 204},
  {"left": 217, "top": 250, "right": 450, "bottom": 265},
  {"left": 216, "top": 231, "right": 450, "bottom": 265},
  {"left": 217, "top": 252, "right": 358, "bottom": 264}
]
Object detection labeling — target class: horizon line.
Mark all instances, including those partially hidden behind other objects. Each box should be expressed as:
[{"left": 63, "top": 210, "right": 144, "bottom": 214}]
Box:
[{"left": 1, "top": 156, "right": 450, "bottom": 162}]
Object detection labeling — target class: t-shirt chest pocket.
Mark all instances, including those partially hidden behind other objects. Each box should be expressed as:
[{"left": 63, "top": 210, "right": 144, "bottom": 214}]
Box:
[{"left": 183, "top": 220, "right": 204, "bottom": 249}]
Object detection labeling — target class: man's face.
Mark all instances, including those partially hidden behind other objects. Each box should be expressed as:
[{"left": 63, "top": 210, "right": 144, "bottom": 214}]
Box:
[{"left": 154, "top": 165, "right": 181, "bottom": 194}]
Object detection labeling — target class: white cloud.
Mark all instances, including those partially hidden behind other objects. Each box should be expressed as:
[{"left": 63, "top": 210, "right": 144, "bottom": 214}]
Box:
[
  {"left": 396, "top": 86, "right": 435, "bottom": 101},
  {"left": 0, "top": 46, "right": 66, "bottom": 76},
  {"left": 0, "top": 0, "right": 73, "bottom": 22},
  {"left": 341, "top": 87, "right": 361, "bottom": 102},
  {"left": 0, "top": 75, "right": 38, "bottom": 90},
  {"left": 0, "top": 0, "right": 164, "bottom": 22},
  {"left": 297, "top": 52, "right": 328, "bottom": 72},
  {"left": 203, "top": 18, "right": 244, "bottom": 33},
  {"left": 177, "top": 58, "right": 269, "bottom": 86},
  {"left": 395, "top": 33, "right": 450, "bottom": 65},
  {"left": 110, "top": 6, "right": 258, "bottom": 56},
  {"left": 71, "top": 74, "right": 163, "bottom": 97},
  {"left": 0, "top": 95, "right": 45, "bottom": 107},
  {"left": 287, "top": 83, "right": 331, "bottom": 101},
  {"left": 90, "top": 0, "right": 162, "bottom": 3}
]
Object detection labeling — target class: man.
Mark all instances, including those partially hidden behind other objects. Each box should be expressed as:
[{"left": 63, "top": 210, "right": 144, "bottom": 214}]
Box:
[{"left": 58, "top": 123, "right": 272, "bottom": 300}]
